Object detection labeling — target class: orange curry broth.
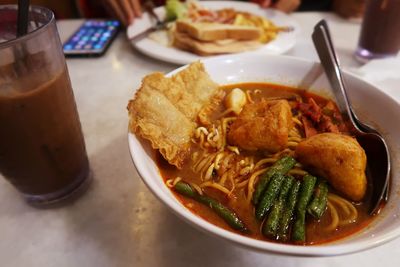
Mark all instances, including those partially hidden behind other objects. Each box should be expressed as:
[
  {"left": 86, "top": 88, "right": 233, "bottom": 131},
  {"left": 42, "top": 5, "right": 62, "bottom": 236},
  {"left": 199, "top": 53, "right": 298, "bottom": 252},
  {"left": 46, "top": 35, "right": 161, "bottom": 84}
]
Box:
[{"left": 156, "top": 82, "right": 377, "bottom": 245}]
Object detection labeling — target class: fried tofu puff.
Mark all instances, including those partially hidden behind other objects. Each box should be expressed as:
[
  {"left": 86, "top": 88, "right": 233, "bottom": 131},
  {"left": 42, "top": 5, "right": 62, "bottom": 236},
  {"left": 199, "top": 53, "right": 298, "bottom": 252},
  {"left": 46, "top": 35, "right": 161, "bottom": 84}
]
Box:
[
  {"left": 228, "top": 99, "right": 292, "bottom": 152},
  {"left": 295, "top": 133, "right": 367, "bottom": 201}
]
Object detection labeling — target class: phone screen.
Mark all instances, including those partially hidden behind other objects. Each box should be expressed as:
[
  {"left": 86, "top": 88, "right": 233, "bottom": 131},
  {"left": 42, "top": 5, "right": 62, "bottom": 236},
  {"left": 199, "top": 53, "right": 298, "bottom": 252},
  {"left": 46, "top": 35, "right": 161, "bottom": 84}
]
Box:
[{"left": 63, "top": 20, "right": 120, "bottom": 57}]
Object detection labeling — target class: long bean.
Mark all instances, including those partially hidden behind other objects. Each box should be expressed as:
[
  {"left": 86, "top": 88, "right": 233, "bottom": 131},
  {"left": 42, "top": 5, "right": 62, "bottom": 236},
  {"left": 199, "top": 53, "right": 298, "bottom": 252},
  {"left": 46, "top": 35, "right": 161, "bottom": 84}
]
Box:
[
  {"left": 174, "top": 181, "right": 248, "bottom": 232},
  {"left": 262, "top": 176, "right": 294, "bottom": 237},
  {"left": 255, "top": 173, "right": 285, "bottom": 220},
  {"left": 307, "top": 180, "right": 329, "bottom": 219},
  {"left": 278, "top": 180, "right": 301, "bottom": 241},
  {"left": 252, "top": 156, "right": 296, "bottom": 205},
  {"left": 292, "top": 174, "right": 317, "bottom": 242}
]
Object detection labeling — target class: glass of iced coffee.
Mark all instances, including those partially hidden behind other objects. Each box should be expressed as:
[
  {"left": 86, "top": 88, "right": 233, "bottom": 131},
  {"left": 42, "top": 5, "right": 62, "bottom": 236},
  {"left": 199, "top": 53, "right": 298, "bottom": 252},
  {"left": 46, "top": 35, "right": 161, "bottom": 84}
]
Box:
[
  {"left": 0, "top": 5, "right": 90, "bottom": 206},
  {"left": 355, "top": 0, "right": 400, "bottom": 62}
]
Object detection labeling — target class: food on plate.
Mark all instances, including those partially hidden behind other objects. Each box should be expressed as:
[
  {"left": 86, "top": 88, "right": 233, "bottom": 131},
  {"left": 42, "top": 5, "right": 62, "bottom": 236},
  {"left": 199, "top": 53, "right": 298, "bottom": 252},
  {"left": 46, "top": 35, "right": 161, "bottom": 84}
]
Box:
[
  {"left": 166, "top": 0, "right": 187, "bottom": 21},
  {"left": 175, "top": 19, "right": 262, "bottom": 41},
  {"left": 172, "top": 30, "right": 262, "bottom": 56},
  {"left": 148, "top": 0, "right": 289, "bottom": 56},
  {"left": 128, "top": 62, "right": 378, "bottom": 245}
]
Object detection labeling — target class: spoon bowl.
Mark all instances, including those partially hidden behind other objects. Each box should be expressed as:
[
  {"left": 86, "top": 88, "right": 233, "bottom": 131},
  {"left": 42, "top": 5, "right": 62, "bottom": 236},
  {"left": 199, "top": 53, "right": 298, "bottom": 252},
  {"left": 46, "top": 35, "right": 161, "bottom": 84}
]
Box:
[{"left": 312, "top": 20, "right": 391, "bottom": 215}]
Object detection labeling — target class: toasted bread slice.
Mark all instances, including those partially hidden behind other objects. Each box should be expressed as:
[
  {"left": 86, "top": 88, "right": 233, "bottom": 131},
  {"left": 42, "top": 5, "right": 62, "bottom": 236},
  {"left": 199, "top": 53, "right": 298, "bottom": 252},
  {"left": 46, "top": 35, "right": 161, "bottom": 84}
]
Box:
[
  {"left": 176, "top": 19, "right": 262, "bottom": 41},
  {"left": 172, "top": 30, "right": 262, "bottom": 56}
]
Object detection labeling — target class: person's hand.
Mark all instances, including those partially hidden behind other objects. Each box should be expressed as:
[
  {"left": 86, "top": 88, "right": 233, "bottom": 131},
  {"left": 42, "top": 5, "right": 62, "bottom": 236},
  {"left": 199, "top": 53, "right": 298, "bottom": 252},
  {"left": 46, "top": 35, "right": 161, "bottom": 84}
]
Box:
[
  {"left": 256, "top": 0, "right": 301, "bottom": 13},
  {"left": 103, "top": 0, "right": 142, "bottom": 26},
  {"left": 332, "top": 0, "right": 365, "bottom": 19}
]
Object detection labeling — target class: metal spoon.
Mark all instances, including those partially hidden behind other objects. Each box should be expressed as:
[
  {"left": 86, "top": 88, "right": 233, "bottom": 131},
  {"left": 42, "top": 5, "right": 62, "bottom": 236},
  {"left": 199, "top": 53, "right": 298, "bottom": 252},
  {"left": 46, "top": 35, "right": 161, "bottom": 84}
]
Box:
[{"left": 312, "top": 20, "right": 391, "bottom": 215}]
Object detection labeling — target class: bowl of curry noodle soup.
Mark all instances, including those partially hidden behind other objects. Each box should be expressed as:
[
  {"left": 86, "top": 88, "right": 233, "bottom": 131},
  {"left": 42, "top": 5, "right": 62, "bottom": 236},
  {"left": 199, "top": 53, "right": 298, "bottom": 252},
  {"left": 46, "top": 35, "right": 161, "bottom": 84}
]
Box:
[{"left": 127, "top": 53, "right": 400, "bottom": 256}]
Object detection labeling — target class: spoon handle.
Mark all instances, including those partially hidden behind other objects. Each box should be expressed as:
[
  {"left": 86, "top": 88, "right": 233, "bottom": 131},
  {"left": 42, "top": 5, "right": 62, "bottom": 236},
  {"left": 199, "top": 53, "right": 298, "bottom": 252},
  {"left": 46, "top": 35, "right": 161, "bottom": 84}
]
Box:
[{"left": 311, "top": 20, "right": 358, "bottom": 128}]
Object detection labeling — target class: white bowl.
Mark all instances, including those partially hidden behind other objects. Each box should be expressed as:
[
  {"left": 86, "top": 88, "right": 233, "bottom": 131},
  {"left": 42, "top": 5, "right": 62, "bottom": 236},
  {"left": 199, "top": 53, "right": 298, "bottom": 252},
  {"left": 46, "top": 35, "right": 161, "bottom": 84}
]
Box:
[{"left": 128, "top": 53, "right": 400, "bottom": 256}]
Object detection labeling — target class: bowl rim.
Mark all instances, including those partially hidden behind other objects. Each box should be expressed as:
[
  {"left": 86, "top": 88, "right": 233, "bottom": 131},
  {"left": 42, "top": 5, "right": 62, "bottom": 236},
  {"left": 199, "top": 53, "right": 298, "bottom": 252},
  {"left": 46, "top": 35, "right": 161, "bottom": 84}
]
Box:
[{"left": 128, "top": 53, "right": 400, "bottom": 256}]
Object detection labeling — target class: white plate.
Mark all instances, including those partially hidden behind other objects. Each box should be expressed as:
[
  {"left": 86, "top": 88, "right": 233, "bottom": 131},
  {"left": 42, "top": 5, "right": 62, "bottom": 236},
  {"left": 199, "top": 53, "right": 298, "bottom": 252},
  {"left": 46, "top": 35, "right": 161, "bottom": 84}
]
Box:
[
  {"left": 127, "top": 1, "right": 300, "bottom": 65},
  {"left": 128, "top": 53, "right": 400, "bottom": 256}
]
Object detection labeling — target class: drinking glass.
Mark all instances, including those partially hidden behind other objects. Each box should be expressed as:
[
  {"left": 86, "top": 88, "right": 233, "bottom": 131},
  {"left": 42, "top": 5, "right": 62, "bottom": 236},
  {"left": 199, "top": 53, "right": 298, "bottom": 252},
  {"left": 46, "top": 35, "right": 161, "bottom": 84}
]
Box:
[
  {"left": 0, "top": 5, "right": 91, "bottom": 206},
  {"left": 355, "top": 0, "right": 400, "bottom": 62}
]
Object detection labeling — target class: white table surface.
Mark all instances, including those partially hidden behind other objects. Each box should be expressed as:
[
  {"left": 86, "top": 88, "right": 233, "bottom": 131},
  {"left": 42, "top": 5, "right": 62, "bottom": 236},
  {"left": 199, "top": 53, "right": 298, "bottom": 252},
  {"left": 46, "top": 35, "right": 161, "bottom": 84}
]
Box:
[{"left": 1, "top": 12, "right": 400, "bottom": 267}]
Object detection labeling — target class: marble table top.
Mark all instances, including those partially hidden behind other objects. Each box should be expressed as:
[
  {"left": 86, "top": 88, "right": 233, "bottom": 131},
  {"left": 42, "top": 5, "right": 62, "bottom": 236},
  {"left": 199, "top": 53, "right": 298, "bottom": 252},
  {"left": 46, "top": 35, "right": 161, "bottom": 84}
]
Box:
[{"left": 1, "top": 12, "right": 399, "bottom": 267}]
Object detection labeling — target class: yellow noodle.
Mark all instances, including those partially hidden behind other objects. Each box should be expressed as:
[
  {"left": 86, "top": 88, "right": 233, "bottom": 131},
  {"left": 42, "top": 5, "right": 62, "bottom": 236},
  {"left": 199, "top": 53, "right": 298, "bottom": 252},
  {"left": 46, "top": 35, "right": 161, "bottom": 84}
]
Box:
[
  {"left": 195, "top": 127, "right": 209, "bottom": 138},
  {"left": 254, "top": 158, "right": 277, "bottom": 170},
  {"left": 213, "top": 152, "right": 225, "bottom": 170},
  {"left": 294, "top": 162, "right": 304, "bottom": 168},
  {"left": 192, "top": 152, "right": 208, "bottom": 172},
  {"left": 289, "top": 128, "right": 301, "bottom": 138},
  {"left": 221, "top": 118, "right": 235, "bottom": 150},
  {"left": 199, "top": 155, "right": 217, "bottom": 178},
  {"left": 227, "top": 145, "right": 240, "bottom": 155},
  {"left": 274, "top": 148, "right": 294, "bottom": 158},
  {"left": 240, "top": 163, "right": 254, "bottom": 176},
  {"left": 236, "top": 179, "right": 249, "bottom": 188},
  {"left": 292, "top": 117, "right": 303, "bottom": 127},
  {"left": 328, "top": 193, "right": 358, "bottom": 225},
  {"left": 328, "top": 195, "right": 350, "bottom": 215},
  {"left": 165, "top": 179, "right": 174, "bottom": 188},
  {"left": 204, "top": 163, "right": 215, "bottom": 180},
  {"left": 247, "top": 168, "right": 268, "bottom": 202},
  {"left": 325, "top": 201, "right": 339, "bottom": 231},
  {"left": 219, "top": 108, "right": 234, "bottom": 118},
  {"left": 219, "top": 171, "right": 230, "bottom": 185},
  {"left": 201, "top": 181, "right": 231, "bottom": 195},
  {"left": 199, "top": 134, "right": 206, "bottom": 149},
  {"left": 216, "top": 124, "right": 223, "bottom": 149},
  {"left": 288, "top": 136, "right": 303, "bottom": 143},
  {"left": 221, "top": 153, "right": 234, "bottom": 169},
  {"left": 172, "top": 177, "right": 182, "bottom": 186},
  {"left": 246, "top": 90, "right": 254, "bottom": 103},
  {"left": 191, "top": 151, "right": 199, "bottom": 162},
  {"left": 206, "top": 127, "right": 219, "bottom": 148},
  {"left": 228, "top": 173, "right": 235, "bottom": 192},
  {"left": 196, "top": 153, "right": 216, "bottom": 174},
  {"left": 190, "top": 182, "right": 203, "bottom": 195},
  {"left": 287, "top": 141, "right": 299, "bottom": 149},
  {"left": 166, "top": 177, "right": 182, "bottom": 188}
]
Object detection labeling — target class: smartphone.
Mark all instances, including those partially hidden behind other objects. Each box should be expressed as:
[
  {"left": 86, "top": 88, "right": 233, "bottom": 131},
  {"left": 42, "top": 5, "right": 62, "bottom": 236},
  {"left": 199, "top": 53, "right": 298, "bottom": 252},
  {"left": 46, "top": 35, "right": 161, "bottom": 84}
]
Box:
[{"left": 63, "top": 20, "right": 120, "bottom": 57}]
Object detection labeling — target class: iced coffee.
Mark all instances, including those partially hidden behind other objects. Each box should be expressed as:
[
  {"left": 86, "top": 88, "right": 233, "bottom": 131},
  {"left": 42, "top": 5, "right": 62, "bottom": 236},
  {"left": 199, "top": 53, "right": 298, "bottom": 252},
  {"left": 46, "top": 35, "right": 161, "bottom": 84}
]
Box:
[
  {"left": 0, "top": 5, "right": 90, "bottom": 205},
  {"left": 355, "top": 0, "right": 400, "bottom": 62}
]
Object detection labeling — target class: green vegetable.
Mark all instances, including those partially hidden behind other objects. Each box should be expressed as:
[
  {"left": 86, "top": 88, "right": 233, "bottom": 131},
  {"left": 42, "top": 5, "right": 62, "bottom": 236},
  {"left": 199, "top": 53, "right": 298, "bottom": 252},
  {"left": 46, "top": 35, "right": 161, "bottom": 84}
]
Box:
[
  {"left": 174, "top": 181, "right": 248, "bottom": 232},
  {"left": 307, "top": 180, "right": 329, "bottom": 219},
  {"left": 262, "top": 201, "right": 283, "bottom": 237},
  {"left": 165, "top": 0, "right": 187, "bottom": 21},
  {"left": 278, "top": 180, "right": 301, "bottom": 241},
  {"left": 262, "top": 175, "right": 294, "bottom": 237},
  {"left": 255, "top": 173, "right": 285, "bottom": 220},
  {"left": 252, "top": 156, "right": 297, "bottom": 205},
  {"left": 292, "top": 174, "right": 317, "bottom": 242}
]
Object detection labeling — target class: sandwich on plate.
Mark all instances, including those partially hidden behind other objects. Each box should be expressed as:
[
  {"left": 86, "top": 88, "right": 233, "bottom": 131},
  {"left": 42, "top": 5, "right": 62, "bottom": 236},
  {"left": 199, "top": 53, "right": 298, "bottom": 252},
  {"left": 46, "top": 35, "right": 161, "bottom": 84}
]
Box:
[{"left": 149, "top": 0, "right": 289, "bottom": 56}]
